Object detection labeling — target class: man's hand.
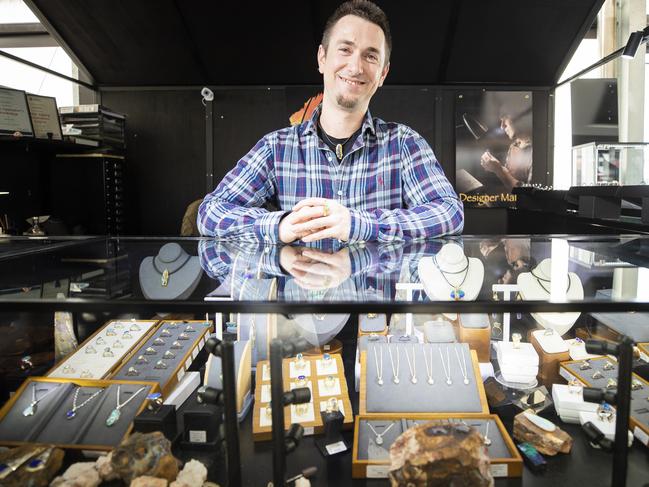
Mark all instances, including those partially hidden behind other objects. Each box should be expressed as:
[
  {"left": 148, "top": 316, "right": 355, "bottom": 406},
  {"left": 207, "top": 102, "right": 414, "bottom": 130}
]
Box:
[
  {"left": 480, "top": 151, "right": 502, "bottom": 173},
  {"left": 279, "top": 205, "right": 328, "bottom": 244},
  {"left": 290, "top": 198, "right": 351, "bottom": 242},
  {"left": 280, "top": 246, "right": 351, "bottom": 290}
]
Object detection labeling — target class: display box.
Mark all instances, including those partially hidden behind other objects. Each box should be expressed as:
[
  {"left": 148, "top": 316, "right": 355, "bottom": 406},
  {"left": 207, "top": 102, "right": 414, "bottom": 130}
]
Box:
[
  {"left": 359, "top": 343, "right": 489, "bottom": 416},
  {"left": 351, "top": 414, "right": 522, "bottom": 479},
  {"left": 47, "top": 319, "right": 159, "bottom": 380},
  {"left": 571, "top": 142, "right": 649, "bottom": 186},
  {"left": 528, "top": 329, "right": 570, "bottom": 387},
  {"left": 457, "top": 314, "right": 491, "bottom": 362},
  {"left": 358, "top": 313, "right": 388, "bottom": 336},
  {"left": 0, "top": 377, "right": 159, "bottom": 451},
  {"left": 252, "top": 353, "right": 353, "bottom": 441},
  {"left": 109, "top": 319, "right": 213, "bottom": 396}
]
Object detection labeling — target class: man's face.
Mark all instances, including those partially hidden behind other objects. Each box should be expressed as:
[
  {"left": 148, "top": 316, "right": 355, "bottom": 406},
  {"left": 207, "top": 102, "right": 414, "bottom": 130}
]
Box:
[
  {"left": 318, "top": 15, "right": 390, "bottom": 112},
  {"left": 500, "top": 116, "right": 516, "bottom": 139}
]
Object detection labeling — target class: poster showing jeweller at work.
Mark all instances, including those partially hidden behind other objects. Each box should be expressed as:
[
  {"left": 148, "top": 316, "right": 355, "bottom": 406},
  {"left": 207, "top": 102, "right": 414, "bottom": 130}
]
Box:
[{"left": 455, "top": 91, "right": 533, "bottom": 208}]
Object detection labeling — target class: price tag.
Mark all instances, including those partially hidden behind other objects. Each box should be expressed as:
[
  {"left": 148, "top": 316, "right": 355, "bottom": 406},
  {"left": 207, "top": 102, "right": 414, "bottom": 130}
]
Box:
[
  {"left": 490, "top": 463, "right": 508, "bottom": 477},
  {"left": 366, "top": 465, "right": 389, "bottom": 478},
  {"left": 325, "top": 440, "right": 348, "bottom": 455},
  {"left": 189, "top": 430, "right": 207, "bottom": 443}
]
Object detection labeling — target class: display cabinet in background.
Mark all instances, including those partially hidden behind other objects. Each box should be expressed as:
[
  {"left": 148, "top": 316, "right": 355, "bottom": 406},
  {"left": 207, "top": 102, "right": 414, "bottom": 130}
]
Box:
[{"left": 572, "top": 142, "right": 649, "bottom": 187}]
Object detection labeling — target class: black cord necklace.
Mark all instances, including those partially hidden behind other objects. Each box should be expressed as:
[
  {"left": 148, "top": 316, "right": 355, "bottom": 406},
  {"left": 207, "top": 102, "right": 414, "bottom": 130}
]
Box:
[
  {"left": 432, "top": 255, "right": 470, "bottom": 300},
  {"left": 152, "top": 253, "right": 191, "bottom": 287},
  {"left": 319, "top": 121, "right": 355, "bottom": 160},
  {"left": 530, "top": 269, "right": 572, "bottom": 295}
]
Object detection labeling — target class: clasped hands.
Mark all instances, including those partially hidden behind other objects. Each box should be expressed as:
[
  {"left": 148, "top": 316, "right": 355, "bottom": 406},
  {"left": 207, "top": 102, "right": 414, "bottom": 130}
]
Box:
[
  {"left": 279, "top": 198, "right": 351, "bottom": 244},
  {"left": 280, "top": 246, "right": 351, "bottom": 291}
]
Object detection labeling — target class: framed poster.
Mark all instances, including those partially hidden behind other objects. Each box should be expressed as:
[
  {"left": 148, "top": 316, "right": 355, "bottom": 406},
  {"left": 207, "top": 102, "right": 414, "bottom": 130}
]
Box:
[
  {"left": 26, "top": 94, "right": 63, "bottom": 140},
  {"left": 0, "top": 87, "right": 34, "bottom": 137},
  {"left": 455, "top": 91, "right": 533, "bottom": 208}
]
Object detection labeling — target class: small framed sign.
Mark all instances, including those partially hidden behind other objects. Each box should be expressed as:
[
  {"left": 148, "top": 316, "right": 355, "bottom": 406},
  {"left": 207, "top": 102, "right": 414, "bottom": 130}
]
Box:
[
  {"left": 0, "top": 87, "right": 34, "bottom": 137},
  {"left": 26, "top": 94, "right": 63, "bottom": 140}
]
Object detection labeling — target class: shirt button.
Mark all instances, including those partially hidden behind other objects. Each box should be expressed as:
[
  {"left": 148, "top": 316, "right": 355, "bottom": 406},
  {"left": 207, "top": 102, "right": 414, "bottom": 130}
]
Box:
[{"left": 337, "top": 190, "right": 343, "bottom": 196}]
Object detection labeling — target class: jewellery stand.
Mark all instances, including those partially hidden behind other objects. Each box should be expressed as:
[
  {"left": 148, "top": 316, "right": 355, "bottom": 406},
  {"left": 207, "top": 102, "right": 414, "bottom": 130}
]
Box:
[
  {"left": 581, "top": 337, "right": 634, "bottom": 487},
  {"left": 394, "top": 282, "right": 425, "bottom": 338},
  {"left": 491, "top": 283, "right": 519, "bottom": 342}
]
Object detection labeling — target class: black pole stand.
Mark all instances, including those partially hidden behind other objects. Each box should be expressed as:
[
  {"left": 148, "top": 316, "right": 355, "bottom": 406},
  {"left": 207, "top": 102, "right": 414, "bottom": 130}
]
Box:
[
  {"left": 582, "top": 336, "right": 634, "bottom": 487},
  {"left": 270, "top": 337, "right": 312, "bottom": 487},
  {"left": 203, "top": 337, "right": 242, "bottom": 487}
]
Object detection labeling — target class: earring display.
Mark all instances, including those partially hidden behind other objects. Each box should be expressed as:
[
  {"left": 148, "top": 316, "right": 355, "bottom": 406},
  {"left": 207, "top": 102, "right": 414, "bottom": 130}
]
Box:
[
  {"left": 47, "top": 320, "right": 158, "bottom": 380},
  {"left": 352, "top": 414, "right": 522, "bottom": 479},
  {"left": 253, "top": 353, "right": 353, "bottom": 441},
  {"left": 362, "top": 343, "right": 487, "bottom": 414}
]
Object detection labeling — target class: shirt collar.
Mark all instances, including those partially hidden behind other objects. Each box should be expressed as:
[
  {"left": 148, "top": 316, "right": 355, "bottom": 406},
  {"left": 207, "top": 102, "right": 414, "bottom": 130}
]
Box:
[{"left": 302, "top": 104, "right": 376, "bottom": 137}]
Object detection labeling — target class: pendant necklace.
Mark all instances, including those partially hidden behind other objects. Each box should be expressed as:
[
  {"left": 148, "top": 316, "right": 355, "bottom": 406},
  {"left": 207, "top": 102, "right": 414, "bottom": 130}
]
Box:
[
  {"left": 439, "top": 346, "right": 453, "bottom": 386},
  {"left": 404, "top": 345, "right": 418, "bottom": 384},
  {"left": 388, "top": 346, "right": 400, "bottom": 384},
  {"left": 23, "top": 383, "right": 61, "bottom": 417},
  {"left": 483, "top": 421, "right": 492, "bottom": 446},
  {"left": 454, "top": 345, "right": 470, "bottom": 385},
  {"left": 320, "top": 125, "right": 354, "bottom": 161},
  {"left": 433, "top": 255, "right": 470, "bottom": 300},
  {"left": 367, "top": 421, "right": 395, "bottom": 446},
  {"left": 105, "top": 385, "right": 147, "bottom": 426},
  {"left": 66, "top": 387, "right": 103, "bottom": 420},
  {"left": 529, "top": 269, "right": 572, "bottom": 295},
  {"left": 152, "top": 253, "right": 191, "bottom": 287},
  {"left": 373, "top": 345, "right": 384, "bottom": 386},
  {"left": 422, "top": 345, "right": 435, "bottom": 385}
]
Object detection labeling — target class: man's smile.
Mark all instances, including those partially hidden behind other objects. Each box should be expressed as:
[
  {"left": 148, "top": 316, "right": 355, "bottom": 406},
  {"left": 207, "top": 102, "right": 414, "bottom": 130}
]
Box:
[{"left": 338, "top": 74, "right": 366, "bottom": 87}]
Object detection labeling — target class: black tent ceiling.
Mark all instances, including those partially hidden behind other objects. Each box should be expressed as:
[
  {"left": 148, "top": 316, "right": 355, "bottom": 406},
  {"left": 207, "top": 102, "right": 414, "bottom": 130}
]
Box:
[{"left": 26, "top": 0, "right": 604, "bottom": 87}]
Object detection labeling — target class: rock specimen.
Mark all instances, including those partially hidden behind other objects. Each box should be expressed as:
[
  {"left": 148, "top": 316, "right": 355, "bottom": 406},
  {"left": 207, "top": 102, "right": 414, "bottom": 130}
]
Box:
[
  {"left": 130, "top": 475, "right": 168, "bottom": 487},
  {"left": 388, "top": 422, "right": 493, "bottom": 487},
  {"left": 0, "top": 445, "right": 63, "bottom": 487},
  {"left": 50, "top": 462, "right": 100, "bottom": 487},
  {"left": 111, "top": 431, "right": 179, "bottom": 484},
  {"left": 95, "top": 453, "right": 118, "bottom": 482},
  {"left": 170, "top": 459, "right": 207, "bottom": 487},
  {"left": 513, "top": 411, "right": 572, "bottom": 455}
]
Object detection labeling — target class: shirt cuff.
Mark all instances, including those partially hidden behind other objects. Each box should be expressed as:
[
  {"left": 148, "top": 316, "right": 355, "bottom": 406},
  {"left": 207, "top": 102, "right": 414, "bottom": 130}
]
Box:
[
  {"left": 349, "top": 209, "right": 378, "bottom": 242},
  {"left": 254, "top": 210, "right": 287, "bottom": 244}
]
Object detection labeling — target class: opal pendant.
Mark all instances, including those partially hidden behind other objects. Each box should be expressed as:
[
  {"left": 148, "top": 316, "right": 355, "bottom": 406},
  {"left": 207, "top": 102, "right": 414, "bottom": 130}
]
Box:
[
  {"left": 23, "top": 402, "right": 36, "bottom": 416},
  {"left": 411, "top": 377, "right": 418, "bottom": 384},
  {"left": 393, "top": 377, "right": 400, "bottom": 384},
  {"left": 26, "top": 458, "right": 43, "bottom": 470},
  {"left": 375, "top": 435, "right": 383, "bottom": 445},
  {"left": 335, "top": 143, "right": 343, "bottom": 160},
  {"left": 427, "top": 378, "right": 434, "bottom": 385},
  {"left": 377, "top": 378, "right": 384, "bottom": 386},
  {"left": 450, "top": 288, "right": 465, "bottom": 300},
  {"left": 161, "top": 269, "right": 169, "bottom": 287},
  {"left": 464, "top": 378, "right": 470, "bottom": 385},
  {"left": 446, "top": 379, "right": 452, "bottom": 386},
  {"left": 106, "top": 408, "right": 121, "bottom": 427},
  {"left": 66, "top": 409, "right": 76, "bottom": 419},
  {"left": 484, "top": 437, "right": 492, "bottom": 446}
]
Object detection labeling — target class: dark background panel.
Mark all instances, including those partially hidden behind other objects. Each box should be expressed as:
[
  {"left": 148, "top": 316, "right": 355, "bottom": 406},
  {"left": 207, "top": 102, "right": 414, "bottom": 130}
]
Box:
[{"left": 101, "top": 89, "right": 205, "bottom": 235}]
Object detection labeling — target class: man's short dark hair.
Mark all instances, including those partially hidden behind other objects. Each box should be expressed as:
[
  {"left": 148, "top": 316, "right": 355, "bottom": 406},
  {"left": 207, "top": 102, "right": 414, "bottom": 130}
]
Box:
[{"left": 321, "top": 0, "right": 392, "bottom": 64}]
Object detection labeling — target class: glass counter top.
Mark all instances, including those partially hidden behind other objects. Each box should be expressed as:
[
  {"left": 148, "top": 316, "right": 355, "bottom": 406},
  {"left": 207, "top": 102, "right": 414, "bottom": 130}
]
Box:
[{"left": 1, "top": 235, "right": 649, "bottom": 313}]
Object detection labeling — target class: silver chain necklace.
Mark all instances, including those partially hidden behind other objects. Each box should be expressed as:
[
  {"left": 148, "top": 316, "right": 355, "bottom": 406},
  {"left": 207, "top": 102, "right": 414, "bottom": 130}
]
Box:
[
  {"left": 388, "top": 346, "right": 400, "bottom": 384},
  {"left": 105, "top": 385, "right": 147, "bottom": 426},
  {"left": 483, "top": 421, "right": 492, "bottom": 446},
  {"left": 23, "top": 383, "right": 61, "bottom": 417},
  {"left": 66, "top": 387, "right": 103, "bottom": 419},
  {"left": 454, "top": 346, "right": 470, "bottom": 385},
  {"left": 404, "top": 345, "right": 417, "bottom": 384},
  {"left": 439, "top": 346, "right": 452, "bottom": 386},
  {"left": 422, "top": 345, "right": 434, "bottom": 385},
  {"left": 367, "top": 421, "right": 395, "bottom": 446},
  {"left": 373, "top": 345, "right": 384, "bottom": 386}
]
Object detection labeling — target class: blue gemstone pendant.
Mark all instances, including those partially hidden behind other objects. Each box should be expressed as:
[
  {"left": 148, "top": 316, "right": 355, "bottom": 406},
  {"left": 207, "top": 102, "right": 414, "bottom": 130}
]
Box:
[
  {"left": 66, "top": 409, "right": 76, "bottom": 419},
  {"left": 27, "top": 459, "right": 43, "bottom": 469},
  {"left": 450, "top": 288, "right": 465, "bottom": 300}
]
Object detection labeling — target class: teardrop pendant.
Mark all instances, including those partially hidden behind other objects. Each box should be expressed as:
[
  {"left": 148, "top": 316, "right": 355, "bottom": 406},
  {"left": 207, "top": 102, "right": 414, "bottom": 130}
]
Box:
[{"left": 105, "top": 408, "right": 121, "bottom": 427}]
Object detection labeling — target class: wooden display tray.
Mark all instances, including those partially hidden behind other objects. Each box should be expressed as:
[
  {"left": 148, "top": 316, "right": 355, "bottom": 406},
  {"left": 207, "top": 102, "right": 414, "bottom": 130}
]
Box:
[
  {"left": 252, "top": 353, "right": 353, "bottom": 441},
  {"left": 351, "top": 413, "right": 522, "bottom": 479},
  {"left": 109, "top": 319, "right": 213, "bottom": 397},
  {"left": 558, "top": 356, "right": 614, "bottom": 386},
  {"left": 0, "top": 377, "right": 159, "bottom": 451},
  {"left": 47, "top": 319, "right": 160, "bottom": 380},
  {"left": 560, "top": 357, "right": 649, "bottom": 446},
  {"left": 528, "top": 329, "right": 570, "bottom": 387},
  {"left": 457, "top": 315, "right": 491, "bottom": 362},
  {"left": 359, "top": 349, "right": 489, "bottom": 416},
  {"left": 638, "top": 343, "right": 649, "bottom": 362}
]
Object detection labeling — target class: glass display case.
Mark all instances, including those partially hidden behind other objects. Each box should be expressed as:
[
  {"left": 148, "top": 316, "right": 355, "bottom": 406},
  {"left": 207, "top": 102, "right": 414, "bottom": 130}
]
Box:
[
  {"left": 0, "top": 235, "right": 648, "bottom": 486},
  {"left": 571, "top": 142, "right": 649, "bottom": 187}
]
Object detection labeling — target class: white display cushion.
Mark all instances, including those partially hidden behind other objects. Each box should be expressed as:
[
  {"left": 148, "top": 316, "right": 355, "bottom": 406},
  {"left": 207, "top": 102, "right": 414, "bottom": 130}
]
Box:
[
  {"left": 566, "top": 339, "right": 600, "bottom": 361},
  {"left": 497, "top": 341, "right": 539, "bottom": 367},
  {"left": 459, "top": 313, "right": 490, "bottom": 329},
  {"left": 551, "top": 384, "right": 598, "bottom": 414},
  {"left": 423, "top": 320, "right": 456, "bottom": 343},
  {"left": 531, "top": 329, "right": 569, "bottom": 354},
  {"left": 579, "top": 411, "right": 634, "bottom": 446},
  {"left": 499, "top": 363, "right": 539, "bottom": 378},
  {"left": 48, "top": 320, "right": 157, "bottom": 379},
  {"left": 500, "top": 369, "right": 539, "bottom": 384}
]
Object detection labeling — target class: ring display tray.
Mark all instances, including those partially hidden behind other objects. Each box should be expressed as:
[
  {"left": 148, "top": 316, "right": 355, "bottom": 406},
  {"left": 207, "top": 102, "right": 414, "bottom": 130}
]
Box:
[
  {"left": 110, "top": 319, "right": 213, "bottom": 396},
  {"left": 252, "top": 353, "right": 353, "bottom": 441},
  {"left": 560, "top": 357, "right": 649, "bottom": 447},
  {"left": 351, "top": 414, "right": 522, "bottom": 479},
  {"left": 360, "top": 343, "right": 489, "bottom": 415},
  {"left": 47, "top": 319, "right": 159, "bottom": 380},
  {"left": 0, "top": 377, "right": 158, "bottom": 451}
]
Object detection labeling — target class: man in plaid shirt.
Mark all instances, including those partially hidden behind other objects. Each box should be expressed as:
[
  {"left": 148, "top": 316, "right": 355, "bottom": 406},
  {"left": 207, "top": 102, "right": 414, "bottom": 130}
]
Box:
[{"left": 198, "top": 0, "right": 463, "bottom": 244}]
